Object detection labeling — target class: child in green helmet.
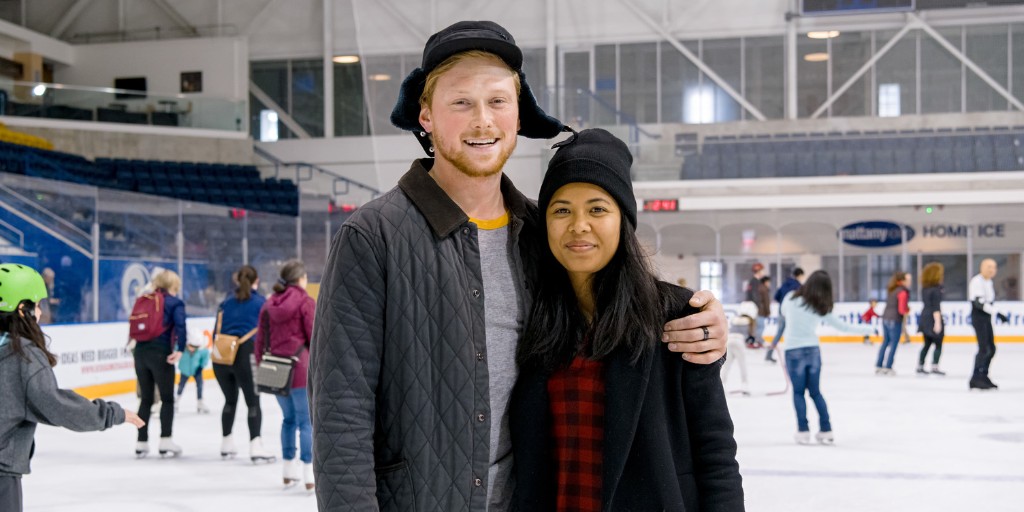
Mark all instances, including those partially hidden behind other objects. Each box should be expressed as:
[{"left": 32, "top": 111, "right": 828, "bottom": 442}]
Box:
[{"left": 0, "top": 263, "right": 144, "bottom": 512}]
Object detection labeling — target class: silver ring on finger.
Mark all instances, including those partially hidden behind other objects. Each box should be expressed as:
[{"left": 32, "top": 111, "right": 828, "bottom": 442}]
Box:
[{"left": 701, "top": 326, "right": 709, "bottom": 341}]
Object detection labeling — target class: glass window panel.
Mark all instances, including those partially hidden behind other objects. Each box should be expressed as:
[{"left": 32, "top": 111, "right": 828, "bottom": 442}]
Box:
[
  {"left": 702, "top": 38, "right": 742, "bottom": 123},
  {"left": 744, "top": 36, "right": 785, "bottom": 119},
  {"left": 874, "top": 29, "right": 916, "bottom": 117},
  {"left": 521, "top": 48, "right": 549, "bottom": 113},
  {"left": 831, "top": 31, "right": 873, "bottom": 117},
  {"left": 965, "top": 24, "right": 1009, "bottom": 113},
  {"left": 921, "top": 27, "right": 963, "bottom": 114},
  {"left": 562, "top": 51, "right": 590, "bottom": 127},
  {"left": 300, "top": 195, "right": 330, "bottom": 284},
  {"left": 250, "top": 60, "right": 291, "bottom": 139},
  {"left": 334, "top": 60, "right": 368, "bottom": 136},
  {"left": 247, "top": 211, "right": 298, "bottom": 298},
  {"left": 182, "top": 201, "right": 244, "bottom": 318},
  {"left": 619, "top": 43, "right": 658, "bottom": 124},
  {"left": 1013, "top": 24, "right": 1024, "bottom": 109},
  {"left": 594, "top": 45, "right": 617, "bottom": 125},
  {"left": 972, "top": 253, "right": 1021, "bottom": 301},
  {"left": 661, "top": 40, "right": 700, "bottom": 124},
  {"left": 290, "top": 59, "right": 324, "bottom": 137},
  {"left": 798, "top": 35, "right": 828, "bottom": 117}
]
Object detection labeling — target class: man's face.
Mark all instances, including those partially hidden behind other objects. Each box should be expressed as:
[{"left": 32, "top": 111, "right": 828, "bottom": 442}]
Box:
[
  {"left": 981, "top": 260, "right": 998, "bottom": 279},
  {"left": 419, "top": 54, "right": 520, "bottom": 178}
]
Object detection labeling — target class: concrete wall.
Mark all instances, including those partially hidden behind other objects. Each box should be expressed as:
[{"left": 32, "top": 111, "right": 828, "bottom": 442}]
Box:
[
  {"left": 55, "top": 37, "right": 248, "bottom": 101},
  {"left": 5, "top": 120, "right": 254, "bottom": 163}
]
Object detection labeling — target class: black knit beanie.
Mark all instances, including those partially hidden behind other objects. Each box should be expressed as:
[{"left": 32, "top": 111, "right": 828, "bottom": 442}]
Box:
[{"left": 538, "top": 128, "right": 636, "bottom": 227}]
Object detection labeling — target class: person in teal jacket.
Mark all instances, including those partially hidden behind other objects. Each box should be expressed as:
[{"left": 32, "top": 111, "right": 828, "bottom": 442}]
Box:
[
  {"left": 781, "top": 270, "right": 874, "bottom": 446},
  {"left": 176, "top": 336, "right": 211, "bottom": 414}
]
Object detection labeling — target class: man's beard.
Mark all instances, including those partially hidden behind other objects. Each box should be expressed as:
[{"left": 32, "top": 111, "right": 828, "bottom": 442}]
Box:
[{"left": 433, "top": 130, "right": 516, "bottom": 178}]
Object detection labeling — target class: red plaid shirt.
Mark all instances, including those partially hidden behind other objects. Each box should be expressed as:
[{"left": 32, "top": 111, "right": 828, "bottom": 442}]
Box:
[{"left": 548, "top": 353, "right": 606, "bottom": 512}]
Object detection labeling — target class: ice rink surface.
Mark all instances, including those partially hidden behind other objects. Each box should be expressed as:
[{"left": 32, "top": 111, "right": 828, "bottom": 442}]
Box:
[{"left": 23, "top": 342, "right": 1024, "bottom": 511}]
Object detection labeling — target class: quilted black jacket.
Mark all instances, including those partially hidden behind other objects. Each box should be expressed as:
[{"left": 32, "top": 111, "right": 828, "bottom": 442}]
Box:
[{"left": 309, "top": 159, "right": 541, "bottom": 511}]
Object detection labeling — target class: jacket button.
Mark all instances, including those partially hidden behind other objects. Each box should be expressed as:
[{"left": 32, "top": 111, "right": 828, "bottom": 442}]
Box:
[
  {"left": 474, "top": 477, "right": 482, "bottom": 487},
  {"left": 477, "top": 413, "right": 486, "bottom": 422},
  {"left": 476, "top": 352, "right": 484, "bottom": 361},
  {"left": 471, "top": 289, "right": 480, "bottom": 298},
  {"left": 462, "top": 227, "right": 470, "bottom": 235}
]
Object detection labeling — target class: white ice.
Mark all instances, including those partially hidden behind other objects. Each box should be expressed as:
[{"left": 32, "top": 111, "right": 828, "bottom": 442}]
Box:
[{"left": 24, "top": 342, "right": 1024, "bottom": 511}]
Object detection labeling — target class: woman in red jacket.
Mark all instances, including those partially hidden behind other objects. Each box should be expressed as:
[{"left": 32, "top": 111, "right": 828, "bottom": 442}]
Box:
[{"left": 256, "top": 260, "right": 315, "bottom": 491}]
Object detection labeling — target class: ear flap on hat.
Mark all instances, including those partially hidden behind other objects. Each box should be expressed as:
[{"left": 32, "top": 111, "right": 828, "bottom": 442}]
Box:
[
  {"left": 390, "top": 67, "right": 428, "bottom": 133},
  {"left": 516, "top": 72, "right": 565, "bottom": 140}
]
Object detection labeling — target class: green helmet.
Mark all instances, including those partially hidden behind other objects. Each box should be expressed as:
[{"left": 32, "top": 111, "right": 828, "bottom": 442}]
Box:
[{"left": 0, "top": 263, "right": 48, "bottom": 313}]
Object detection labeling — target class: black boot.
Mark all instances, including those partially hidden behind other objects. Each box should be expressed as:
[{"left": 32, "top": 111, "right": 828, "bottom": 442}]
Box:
[
  {"left": 969, "top": 376, "right": 994, "bottom": 390},
  {"left": 982, "top": 375, "right": 999, "bottom": 389}
]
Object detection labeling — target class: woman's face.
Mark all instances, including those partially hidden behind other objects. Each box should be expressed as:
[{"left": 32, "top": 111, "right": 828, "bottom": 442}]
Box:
[
  {"left": 546, "top": 182, "right": 621, "bottom": 284},
  {"left": 904, "top": 274, "right": 912, "bottom": 287}
]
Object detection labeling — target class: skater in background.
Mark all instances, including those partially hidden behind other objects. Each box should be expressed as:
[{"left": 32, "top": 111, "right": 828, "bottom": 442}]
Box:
[
  {"left": 969, "top": 259, "right": 1007, "bottom": 390},
  {"left": 745, "top": 262, "right": 769, "bottom": 348},
  {"left": 781, "top": 270, "right": 873, "bottom": 445},
  {"left": 917, "top": 262, "right": 946, "bottom": 376},
  {"left": 132, "top": 270, "right": 186, "bottom": 458},
  {"left": 876, "top": 271, "right": 911, "bottom": 376},
  {"left": 0, "top": 264, "right": 144, "bottom": 512},
  {"left": 176, "top": 335, "right": 210, "bottom": 413},
  {"left": 860, "top": 299, "right": 880, "bottom": 345},
  {"left": 768, "top": 267, "right": 805, "bottom": 363},
  {"left": 257, "top": 260, "right": 315, "bottom": 490},
  {"left": 723, "top": 302, "right": 757, "bottom": 395},
  {"left": 213, "top": 265, "right": 274, "bottom": 463}
]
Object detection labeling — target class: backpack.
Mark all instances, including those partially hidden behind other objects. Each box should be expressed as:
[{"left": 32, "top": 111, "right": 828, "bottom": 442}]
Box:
[{"left": 129, "top": 291, "right": 168, "bottom": 342}]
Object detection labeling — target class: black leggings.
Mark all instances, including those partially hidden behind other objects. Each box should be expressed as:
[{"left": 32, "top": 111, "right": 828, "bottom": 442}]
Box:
[
  {"left": 213, "top": 341, "right": 262, "bottom": 439},
  {"left": 918, "top": 331, "right": 944, "bottom": 366},
  {"left": 134, "top": 342, "right": 175, "bottom": 441}
]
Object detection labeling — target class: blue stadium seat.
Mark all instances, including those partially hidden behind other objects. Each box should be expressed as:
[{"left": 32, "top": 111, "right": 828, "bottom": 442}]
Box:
[
  {"left": 912, "top": 148, "right": 934, "bottom": 173},
  {"left": 814, "top": 151, "right": 835, "bottom": 176},
  {"left": 775, "top": 152, "right": 796, "bottom": 176},
  {"left": 834, "top": 150, "right": 855, "bottom": 175},
  {"left": 796, "top": 152, "right": 816, "bottom": 177},
  {"left": 973, "top": 136, "right": 995, "bottom": 172},
  {"left": 739, "top": 152, "right": 758, "bottom": 178},
  {"left": 720, "top": 151, "right": 739, "bottom": 179},
  {"left": 757, "top": 152, "right": 777, "bottom": 178},
  {"left": 994, "top": 145, "right": 1023, "bottom": 170},
  {"left": 953, "top": 146, "right": 975, "bottom": 172},
  {"left": 701, "top": 153, "right": 721, "bottom": 179},
  {"left": 932, "top": 146, "right": 955, "bottom": 172},
  {"left": 894, "top": 149, "right": 914, "bottom": 173},
  {"left": 873, "top": 149, "right": 896, "bottom": 174}
]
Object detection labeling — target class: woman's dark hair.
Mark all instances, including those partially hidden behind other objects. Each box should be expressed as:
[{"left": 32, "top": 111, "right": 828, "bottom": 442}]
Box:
[
  {"left": 234, "top": 265, "right": 259, "bottom": 301},
  {"left": 1, "top": 300, "right": 56, "bottom": 367},
  {"left": 792, "top": 270, "right": 834, "bottom": 316},
  {"left": 517, "top": 216, "right": 675, "bottom": 373},
  {"left": 273, "top": 260, "right": 306, "bottom": 294},
  {"left": 887, "top": 271, "right": 909, "bottom": 293}
]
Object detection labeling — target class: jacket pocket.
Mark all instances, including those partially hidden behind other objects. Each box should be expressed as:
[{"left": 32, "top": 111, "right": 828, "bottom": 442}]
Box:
[{"left": 376, "top": 459, "right": 415, "bottom": 511}]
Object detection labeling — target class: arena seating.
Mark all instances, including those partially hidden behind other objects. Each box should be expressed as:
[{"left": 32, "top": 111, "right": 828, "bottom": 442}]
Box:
[
  {"left": 0, "top": 141, "right": 298, "bottom": 216},
  {"left": 681, "top": 126, "right": 1024, "bottom": 180}
]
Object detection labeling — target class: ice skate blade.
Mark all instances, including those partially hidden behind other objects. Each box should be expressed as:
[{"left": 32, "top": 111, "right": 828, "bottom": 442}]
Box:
[
  {"left": 251, "top": 455, "right": 277, "bottom": 464},
  {"left": 158, "top": 450, "right": 182, "bottom": 458},
  {"left": 221, "top": 452, "right": 236, "bottom": 459}
]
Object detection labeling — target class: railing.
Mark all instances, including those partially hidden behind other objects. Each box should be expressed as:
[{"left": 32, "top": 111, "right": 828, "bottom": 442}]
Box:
[
  {"left": 0, "top": 218, "right": 24, "bottom": 249},
  {"left": 253, "top": 145, "right": 381, "bottom": 197},
  {"left": 0, "top": 78, "right": 245, "bottom": 133}
]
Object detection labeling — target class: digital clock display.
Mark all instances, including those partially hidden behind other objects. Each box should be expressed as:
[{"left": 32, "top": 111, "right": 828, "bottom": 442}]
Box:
[{"left": 643, "top": 199, "right": 679, "bottom": 212}]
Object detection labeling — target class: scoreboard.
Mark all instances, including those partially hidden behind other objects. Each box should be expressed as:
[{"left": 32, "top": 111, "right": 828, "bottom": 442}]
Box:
[{"left": 643, "top": 199, "right": 679, "bottom": 212}]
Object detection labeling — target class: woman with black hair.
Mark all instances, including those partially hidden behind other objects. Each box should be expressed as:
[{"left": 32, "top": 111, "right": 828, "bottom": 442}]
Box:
[
  {"left": 780, "top": 270, "right": 873, "bottom": 445},
  {"left": 510, "top": 129, "right": 744, "bottom": 512},
  {"left": 213, "top": 265, "right": 274, "bottom": 462},
  {"left": 0, "top": 264, "right": 143, "bottom": 512}
]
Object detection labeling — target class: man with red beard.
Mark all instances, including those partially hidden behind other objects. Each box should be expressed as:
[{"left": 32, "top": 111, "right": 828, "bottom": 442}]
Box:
[{"left": 308, "top": 21, "right": 729, "bottom": 512}]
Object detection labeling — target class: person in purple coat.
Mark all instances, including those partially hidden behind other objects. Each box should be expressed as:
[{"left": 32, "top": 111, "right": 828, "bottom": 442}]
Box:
[{"left": 256, "top": 259, "right": 315, "bottom": 491}]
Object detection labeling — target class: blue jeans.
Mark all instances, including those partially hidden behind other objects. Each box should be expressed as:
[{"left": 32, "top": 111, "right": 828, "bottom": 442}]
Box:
[
  {"left": 785, "top": 347, "right": 831, "bottom": 432},
  {"left": 876, "top": 320, "right": 902, "bottom": 369},
  {"left": 755, "top": 316, "right": 766, "bottom": 345},
  {"left": 176, "top": 372, "right": 203, "bottom": 399},
  {"left": 276, "top": 387, "right": 312, "bottom": 463}
]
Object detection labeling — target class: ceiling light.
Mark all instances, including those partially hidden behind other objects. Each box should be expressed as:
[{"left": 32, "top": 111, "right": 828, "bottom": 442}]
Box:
[
  {"left": 807, "top": 31, "right": 840, "bottom": 39},
  {"left": 332, "top": 55, "right": 360, "bottom": 64},
  {"left": 32, "top": 84, "right": 46, "bottom": 96},
  {"left": 803, "top": 52, "right": 829, "bottom": 62},
  {"left": 368, "top": 74, "right": 392, "bottom": 81}
]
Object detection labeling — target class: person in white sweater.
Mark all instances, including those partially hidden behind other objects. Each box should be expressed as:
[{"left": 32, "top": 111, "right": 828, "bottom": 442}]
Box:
[
  {"left": 780, "top": 270, "right": 873, "bottom": 445},
  {"left": 968, "top": 259, "right": 1007, "bottom": 390}
]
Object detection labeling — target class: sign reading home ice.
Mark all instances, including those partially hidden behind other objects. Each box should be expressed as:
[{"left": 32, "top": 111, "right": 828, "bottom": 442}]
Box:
[{"left": 840, "top": 221, "right": 915, "bottom": 248}]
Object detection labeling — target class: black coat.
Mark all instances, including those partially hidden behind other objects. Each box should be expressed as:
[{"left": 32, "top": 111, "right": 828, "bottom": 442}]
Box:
[{"left": 510, "top": 286, "right": 745, "bottom": 512}]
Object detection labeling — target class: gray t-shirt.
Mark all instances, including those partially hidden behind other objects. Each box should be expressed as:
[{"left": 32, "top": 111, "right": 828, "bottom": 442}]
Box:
[{"left": 474, "top": 216, "right": 521, "bottom": 512}]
